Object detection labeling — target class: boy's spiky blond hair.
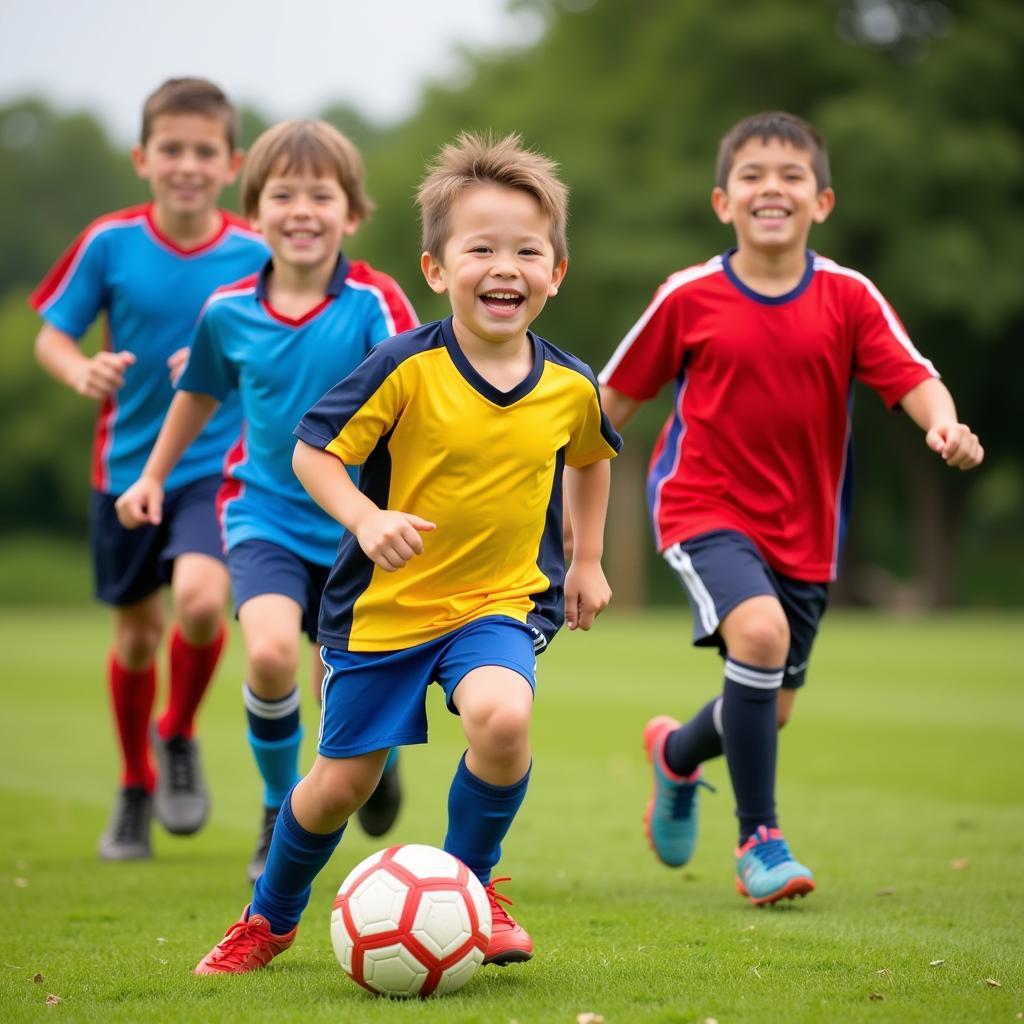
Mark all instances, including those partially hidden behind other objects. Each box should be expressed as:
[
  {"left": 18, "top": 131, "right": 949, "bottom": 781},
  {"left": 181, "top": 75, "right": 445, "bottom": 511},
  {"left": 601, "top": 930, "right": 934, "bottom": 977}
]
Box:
[
  {"left": 417, "top": 132, "right": 568, "bottom": 264},
  {"left": 241, "top": 119, "right": 374, "bottom": 221}
]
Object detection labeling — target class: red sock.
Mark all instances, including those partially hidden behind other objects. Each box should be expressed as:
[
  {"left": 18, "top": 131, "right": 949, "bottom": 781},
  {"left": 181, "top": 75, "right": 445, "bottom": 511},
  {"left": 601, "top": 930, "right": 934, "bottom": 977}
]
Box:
[
  {"left": 157, "top": 625, "right": 226, "bottom": 740},
  {"left": 108, "top": 653, "right": 157, "bottom": 791}
]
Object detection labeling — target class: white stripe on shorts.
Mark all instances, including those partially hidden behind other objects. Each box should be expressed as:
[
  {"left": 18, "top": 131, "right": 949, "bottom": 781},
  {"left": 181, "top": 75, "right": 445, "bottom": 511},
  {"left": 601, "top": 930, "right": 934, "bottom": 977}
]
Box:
[{"left": 664, "top": 543, "right": 719, "bottom": 635}]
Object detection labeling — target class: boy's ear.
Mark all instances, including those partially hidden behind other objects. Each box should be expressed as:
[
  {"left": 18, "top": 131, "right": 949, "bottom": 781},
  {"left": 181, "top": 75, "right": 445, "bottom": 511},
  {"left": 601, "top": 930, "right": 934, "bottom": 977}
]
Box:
[
  {"left": 225, "top": 148, "right": 245, "bottom": 185},
  {"left": 813, "top": 187, "right": 836, "bottom": 224},
  {"left": 710, "top": 187, "right": 732, "bottom": 225},
  {"left": 420, "top": 251, "right": 448, "bottom": 295},
  {"left": 548, "top": 257, "right": 568, "bottom": 297},
  {"left": 130, "top": 144, "right": 148, "bottom": 179}
]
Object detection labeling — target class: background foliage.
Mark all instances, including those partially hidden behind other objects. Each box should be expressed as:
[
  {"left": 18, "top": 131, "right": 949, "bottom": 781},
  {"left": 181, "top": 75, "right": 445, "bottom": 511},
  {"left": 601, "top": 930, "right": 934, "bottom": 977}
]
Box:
[{"left": 1, "top": 0, "right": 1021, "bottom": 605}]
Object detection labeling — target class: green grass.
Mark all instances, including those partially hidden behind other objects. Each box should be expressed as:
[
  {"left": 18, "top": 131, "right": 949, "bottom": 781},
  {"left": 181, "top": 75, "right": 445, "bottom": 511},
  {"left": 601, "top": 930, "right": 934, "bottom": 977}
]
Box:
[{"left": 1, "top": 608, "right": 1021, "bottom": 1022}]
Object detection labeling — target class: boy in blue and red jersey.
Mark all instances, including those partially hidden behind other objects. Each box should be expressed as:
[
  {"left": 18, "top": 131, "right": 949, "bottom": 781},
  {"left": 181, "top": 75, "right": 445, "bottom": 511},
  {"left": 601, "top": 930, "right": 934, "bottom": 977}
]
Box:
[
  {"left": 116, "top": 120, "right": 417, "bottom": 883},
  {"left": 599, "top": 112, "right": 983, "bottom": 905},
  {"left": 31, "top": 79, "right": 269, "bottom": 861},
  {"left": 191, "top": 132, "right": 620, "bottom": 976}
]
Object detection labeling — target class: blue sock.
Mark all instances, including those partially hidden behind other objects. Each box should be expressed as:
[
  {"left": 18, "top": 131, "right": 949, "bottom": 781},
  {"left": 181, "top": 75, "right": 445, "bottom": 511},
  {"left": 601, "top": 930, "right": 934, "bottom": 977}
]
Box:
[
  {"left": 443, "top": 753, "right": 530, "bottom": 886},
  {"left": 665, "top": 696, "right": 723, "bottom": 777},
  {"left": 251, "top": 790, "right": 345, "bottom": 934},
  {"left": 244, "top": 683, "right": 303, "bottom": 808},
  {"left": 720, "top": 661, "right": 783, "bottom": 843}
]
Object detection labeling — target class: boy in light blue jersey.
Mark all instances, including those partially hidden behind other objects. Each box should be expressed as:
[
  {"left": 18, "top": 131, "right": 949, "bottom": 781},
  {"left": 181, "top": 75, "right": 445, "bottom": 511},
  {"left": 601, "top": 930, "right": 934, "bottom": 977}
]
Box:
[
  {"left": 31, "top": 78, "right": 269, "bottom": 861},
  {"left": 117, "top": 120, "right": 417, "bottom": 882}
]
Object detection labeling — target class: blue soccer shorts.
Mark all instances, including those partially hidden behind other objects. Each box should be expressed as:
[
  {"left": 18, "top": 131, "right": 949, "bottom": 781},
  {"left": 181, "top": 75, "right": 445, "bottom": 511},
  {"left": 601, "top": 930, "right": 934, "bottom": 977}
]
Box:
[
  {"left": 663, "top": 529, "right": 829, "bottom": 689},
  {"left": 317, "top": 615, "right": 538, "bottom": 758},
  {"left": 228, "top": 539, "right": 331, "bottom": 642},
  {"left": 91, "top": 474, "right": 226, "bottom": 606}
]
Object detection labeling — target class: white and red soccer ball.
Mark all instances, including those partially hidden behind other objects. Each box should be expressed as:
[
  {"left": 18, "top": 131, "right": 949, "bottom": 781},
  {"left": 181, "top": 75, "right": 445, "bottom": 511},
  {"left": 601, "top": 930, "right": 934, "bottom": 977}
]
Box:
[{"left": 330, "top": 844, "right": 491, "bottom": 997}]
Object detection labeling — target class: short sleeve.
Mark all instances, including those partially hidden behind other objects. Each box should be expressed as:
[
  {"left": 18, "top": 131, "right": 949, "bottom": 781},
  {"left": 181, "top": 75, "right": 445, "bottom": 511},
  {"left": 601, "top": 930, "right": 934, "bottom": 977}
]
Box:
[
  {"left": 177, "top": 305, "right": 238, "bottom": 401},
  {"left": 565, "top": 378, "right": 623, "bottom": 469},
  {"left": 598, "top": 277, "right": 688, "bottom": 400},
  {"left": 29, "top": 226, "right": 109, "bottom": 340},
  {"left": 295, "top": 344, "right": 407, "bottom": 466},
  {"left": 850, "top": 276, "right": 938, "bottom": 408}
]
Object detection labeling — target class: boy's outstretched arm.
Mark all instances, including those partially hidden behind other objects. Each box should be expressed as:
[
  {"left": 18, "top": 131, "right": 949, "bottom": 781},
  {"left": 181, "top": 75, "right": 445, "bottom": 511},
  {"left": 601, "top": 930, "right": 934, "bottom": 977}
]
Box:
[
  {"left": 292, "top": 440, "right": 435, "bottom": 572},
  {"left": 35, "top": 323, "right": 137, "bottom": 400},
  {"left": 564, "top": 459, "right": 612, "bottom": 631},
  {"left": 115, "top": 391, "right": 220, "bottom": 527},
  {"left": 599, "top": 384, "right": 642, "bottom": 430},
  {"left": 899, "top": 378, "right": 984, "bottom": 470}
]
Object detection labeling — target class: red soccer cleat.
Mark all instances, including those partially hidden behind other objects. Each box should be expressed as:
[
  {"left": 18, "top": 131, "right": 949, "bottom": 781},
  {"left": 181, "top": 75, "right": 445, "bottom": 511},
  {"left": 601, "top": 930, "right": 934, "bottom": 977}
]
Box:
[
  {"left": 194, "top": 906, "right": 297, "bottom": 975},
  {"left": 482, "top": 876, "right": 533, "bottom": 966}
]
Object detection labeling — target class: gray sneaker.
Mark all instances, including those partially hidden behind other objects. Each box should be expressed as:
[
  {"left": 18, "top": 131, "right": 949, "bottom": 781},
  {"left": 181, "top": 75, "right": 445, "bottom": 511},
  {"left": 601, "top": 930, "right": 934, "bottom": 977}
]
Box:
[
  {"left": 247, "top": 805, "right": 280, "bottom": 885},
  {"left": 98, "top": 786, "right": 153, "bottom": 860},
  {"left": 151, "top": 724, "right": 209, "bottom": 835}
]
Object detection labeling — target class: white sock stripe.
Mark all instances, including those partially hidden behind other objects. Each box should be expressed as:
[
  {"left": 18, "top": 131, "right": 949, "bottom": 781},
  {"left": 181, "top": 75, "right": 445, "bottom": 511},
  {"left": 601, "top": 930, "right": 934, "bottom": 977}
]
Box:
[
  {"left": 724, "top": 660, "right": 784, "bottom": 689},
  {"left": 712, "top": 696, "right": 724, "bottom": 735},
  {"left": 242, "top": 683, "right": 301, "bottom": 719},
  {"left": 664, "top": 544, "right": 719, "bottom": 634}
]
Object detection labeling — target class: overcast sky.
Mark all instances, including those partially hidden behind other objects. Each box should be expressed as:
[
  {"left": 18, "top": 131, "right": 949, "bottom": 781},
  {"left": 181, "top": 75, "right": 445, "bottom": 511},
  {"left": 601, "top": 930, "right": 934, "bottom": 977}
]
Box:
[{"left": 0, "top": 0, "right": 543, "bottom": 143}]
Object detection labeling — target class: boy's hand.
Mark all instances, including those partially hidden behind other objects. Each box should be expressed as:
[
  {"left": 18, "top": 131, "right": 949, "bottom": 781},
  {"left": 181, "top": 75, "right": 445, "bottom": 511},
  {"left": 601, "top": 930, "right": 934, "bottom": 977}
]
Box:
[
  {"left": 355, "top": 510, "right": 436, "bottom": 572},
  {"left": 925, "top": 422, "right": 984, "bottom": 470},
  {"left": 564, "top": 559, "right": 612, "bottom": 631},
  {"left": 73, "top": 351, "right": 136, "bottom": 400},
  {"left": 115, "top": 477, "right": 165, "bottom": 528},
  {"left": 167, "top": 347, "right": 190, "bottom": 386}
]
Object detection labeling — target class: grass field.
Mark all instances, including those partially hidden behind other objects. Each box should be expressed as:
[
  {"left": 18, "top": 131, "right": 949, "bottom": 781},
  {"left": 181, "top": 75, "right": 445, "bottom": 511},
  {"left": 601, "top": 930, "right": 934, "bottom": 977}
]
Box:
[{"left": 1, "top": 607, "right": 1021, "bottom": 1023}]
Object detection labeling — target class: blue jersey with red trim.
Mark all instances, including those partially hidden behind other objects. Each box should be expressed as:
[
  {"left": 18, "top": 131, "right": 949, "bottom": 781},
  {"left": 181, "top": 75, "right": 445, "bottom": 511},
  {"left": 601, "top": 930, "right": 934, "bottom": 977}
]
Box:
[
  {"left": 600, "top": 250, "right": 939, "bottom": 581},
  {"left": 179, "top": 256, "right": 418, "bottom": 566},
  {"left": 30, "top": 203, "right": 269, "bottom": 494}
]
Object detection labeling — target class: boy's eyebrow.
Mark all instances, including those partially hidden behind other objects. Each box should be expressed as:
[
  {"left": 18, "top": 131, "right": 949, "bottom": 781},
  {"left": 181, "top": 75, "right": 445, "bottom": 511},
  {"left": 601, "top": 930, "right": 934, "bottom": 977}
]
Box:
[{"left": 734, "top": 159, "right": 812, "bottom": 173}]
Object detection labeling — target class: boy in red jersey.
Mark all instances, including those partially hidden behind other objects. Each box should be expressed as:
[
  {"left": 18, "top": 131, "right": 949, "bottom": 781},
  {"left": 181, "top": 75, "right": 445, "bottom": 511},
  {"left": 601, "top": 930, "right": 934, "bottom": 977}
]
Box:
[
  {"left": 599, "top": 111, "right": 983, "bottom": 905},
  {"left": 30, "top": 79, "right": 269, "bottom": 861}
]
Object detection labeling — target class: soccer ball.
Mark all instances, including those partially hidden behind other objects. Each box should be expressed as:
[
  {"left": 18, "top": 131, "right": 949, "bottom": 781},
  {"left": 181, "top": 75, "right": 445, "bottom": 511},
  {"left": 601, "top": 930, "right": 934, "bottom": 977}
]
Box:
[{"left": 330, "top": 844, "right": 491, "bottom": 997}]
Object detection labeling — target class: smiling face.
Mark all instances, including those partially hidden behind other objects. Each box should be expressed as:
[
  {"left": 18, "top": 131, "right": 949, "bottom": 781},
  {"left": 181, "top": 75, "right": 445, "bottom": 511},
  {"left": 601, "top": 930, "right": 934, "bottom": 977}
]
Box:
[
  {"left": 712, "top": 137, "right": 834, "bottom": 255},
  {"left": 421, "top": 183, "right": 567, "bottom": 352},
  {"left": 255, "top": 165, "right": 360, "bottom": 276},
  {"left": 132, "top": 113, "right": 240, "bottom": 223}
]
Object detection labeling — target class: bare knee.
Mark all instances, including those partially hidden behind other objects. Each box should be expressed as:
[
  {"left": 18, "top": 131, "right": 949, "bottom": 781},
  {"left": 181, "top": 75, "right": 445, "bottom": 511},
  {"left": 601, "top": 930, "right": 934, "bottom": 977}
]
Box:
[
  {"left": 464, "top": 701, "right": 532, "bottom": 760},
  {"left": 246, "top": 634, "right": 299, "bottom": 692},
  {"left": 303, "top": 761, "right": 379, "bottom": 824},
  {"left": 723, "top": 606, "right": 790, "bottom": 667},
  {"left": 172, "top": 557, "right": 228, "bottom": 643},
  {"left": 114, "top": 609, "right": 164, "bottom": 668}
]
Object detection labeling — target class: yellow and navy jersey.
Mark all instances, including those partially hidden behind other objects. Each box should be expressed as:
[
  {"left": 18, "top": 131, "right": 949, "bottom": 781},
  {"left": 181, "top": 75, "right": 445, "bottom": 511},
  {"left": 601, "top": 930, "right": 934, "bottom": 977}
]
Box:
[{"left": 294, "top": 317, "right": 622, "bottom": 653}]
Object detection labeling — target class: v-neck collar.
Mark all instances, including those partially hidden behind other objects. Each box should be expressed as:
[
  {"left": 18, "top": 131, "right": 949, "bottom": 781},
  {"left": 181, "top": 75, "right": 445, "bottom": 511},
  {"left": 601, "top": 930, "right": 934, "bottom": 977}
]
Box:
[
  {"left": 440, "top": 317, "right": 544, "bottom": 407},
  {"left": 255, "top": 254, "right": 350, "bottom": 327}
]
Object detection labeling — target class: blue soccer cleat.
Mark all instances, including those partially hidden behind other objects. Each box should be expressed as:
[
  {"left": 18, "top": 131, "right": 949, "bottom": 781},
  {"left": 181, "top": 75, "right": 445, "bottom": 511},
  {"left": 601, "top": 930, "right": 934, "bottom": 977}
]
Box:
[
  {"left": 643, "top": 715, "right": 715, "bottom": 867},
  {"left": 735, "top": 825, "right": 815, "bottom": 905}
]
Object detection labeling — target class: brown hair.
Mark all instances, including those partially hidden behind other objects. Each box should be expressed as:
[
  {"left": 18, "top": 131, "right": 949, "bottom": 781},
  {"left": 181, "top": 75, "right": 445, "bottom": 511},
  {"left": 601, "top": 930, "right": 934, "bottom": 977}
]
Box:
[
  {"left": 417, "top": 132, "right": 569, "bottom": 264},
  {"left": 240, "top": 120, "right": 374, "bottom": 221},
  {"left": 716, "top": 111, "right": 831, "bottom": 190},
  {"left": 141, "top": 78, "right": 237, "bottom": 149}
]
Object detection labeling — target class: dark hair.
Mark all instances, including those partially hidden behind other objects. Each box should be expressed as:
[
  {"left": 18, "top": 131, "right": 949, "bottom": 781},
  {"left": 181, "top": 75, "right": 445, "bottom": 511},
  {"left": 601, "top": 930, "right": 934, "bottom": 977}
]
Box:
[
  {"left": 141, "top": 78, "right": 238, "bottom": 150},
  {"left": 716, "top": 111, "right": 831, "bottom": 190},
  {"left": 417, "top": 132, "right": 569, "bottom": 264},
  {"left": 240, "top": 119, "right": 373, "bottom": 221}
]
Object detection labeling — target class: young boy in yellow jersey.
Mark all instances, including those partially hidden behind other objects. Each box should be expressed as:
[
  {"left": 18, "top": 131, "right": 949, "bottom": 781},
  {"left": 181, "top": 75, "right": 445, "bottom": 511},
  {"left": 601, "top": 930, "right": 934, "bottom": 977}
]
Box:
[{"left": 194, "top": 132, "right": 622, "bottom": 974}]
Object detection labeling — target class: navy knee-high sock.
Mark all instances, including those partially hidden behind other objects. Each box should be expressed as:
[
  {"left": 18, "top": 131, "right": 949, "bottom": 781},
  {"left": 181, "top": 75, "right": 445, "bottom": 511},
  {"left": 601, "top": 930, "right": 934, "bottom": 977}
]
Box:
[
  {"left": 443, "top": 753, "right": 530, "bottom": 886},
  {"left": 664, "top": 696, "right": 723, "bottom": 777},
  {"left": 719, "top": 660, "right": 783, "bottom": 843},
  {"left": 251, "top": 790, "right": 345, "bottom": 934}
]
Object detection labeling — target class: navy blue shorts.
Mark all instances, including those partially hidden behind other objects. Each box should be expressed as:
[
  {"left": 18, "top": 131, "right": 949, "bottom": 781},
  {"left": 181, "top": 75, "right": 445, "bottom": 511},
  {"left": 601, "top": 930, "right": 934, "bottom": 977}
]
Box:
[
  {"left": 228, "top": 540, "right": 331, "bottom": 643},
  {"left": 317, "top": 615, "right": 537, "bottom": 758},
  {"left": 663, "top": 530, "right": 829, "bottom": 689},
  {"left": 90, "top": 474, "right": 226, "bottom": 607}
]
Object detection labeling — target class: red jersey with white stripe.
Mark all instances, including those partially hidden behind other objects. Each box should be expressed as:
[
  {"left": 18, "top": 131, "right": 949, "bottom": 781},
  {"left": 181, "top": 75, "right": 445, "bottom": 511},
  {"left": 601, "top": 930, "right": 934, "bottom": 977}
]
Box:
[{"left": 599, "top": 250, "right": 938, "bottom": 581}]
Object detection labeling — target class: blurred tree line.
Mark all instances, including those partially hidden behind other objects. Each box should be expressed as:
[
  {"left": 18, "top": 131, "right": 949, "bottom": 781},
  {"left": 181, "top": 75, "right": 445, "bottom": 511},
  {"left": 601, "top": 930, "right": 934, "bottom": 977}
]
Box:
[{"left": 1, "top": 0, "right": 1020, "bottom": 605}]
